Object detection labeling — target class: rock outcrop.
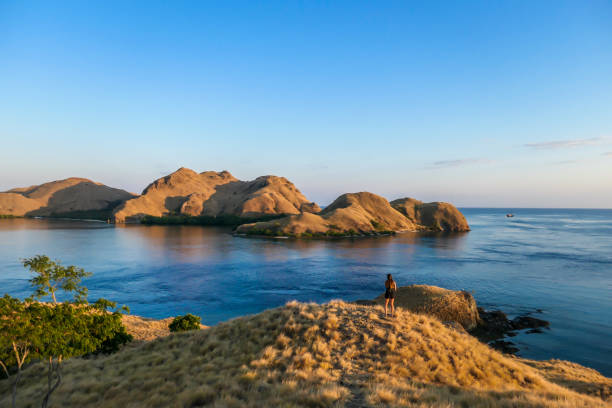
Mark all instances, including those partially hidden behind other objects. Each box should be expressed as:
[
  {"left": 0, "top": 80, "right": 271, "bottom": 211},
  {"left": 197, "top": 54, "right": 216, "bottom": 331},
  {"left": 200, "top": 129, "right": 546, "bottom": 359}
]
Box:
[
  {"left": 361, "top": 284, "right": 551, "bottom": 354},
  {"left": 391, "top": 197, "right": 470, "bottom": 232},
  {"left": 0, "top": 178, "right": 135, "bottom": 219},
  {"left": 236, "top": 192, "right": 416, "bottom": 236},
  {"left": 373, "top": 284, "right": 481, "bottom": 330},
  {"left": 112, "top": 167, "right": 320, "bottom": 223}
]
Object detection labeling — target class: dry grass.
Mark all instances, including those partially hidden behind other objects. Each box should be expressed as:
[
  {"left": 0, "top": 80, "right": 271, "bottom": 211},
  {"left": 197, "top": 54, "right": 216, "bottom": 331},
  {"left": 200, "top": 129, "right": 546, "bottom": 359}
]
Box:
[
  {"left": 1, "top": 301, "right": 609, "bottom": 407},
  {"left": 121, "top": 315, "right": 207, "bottom": 342},
  {"left": 520, "top": 359, "right": 612, "bottom": 402}
]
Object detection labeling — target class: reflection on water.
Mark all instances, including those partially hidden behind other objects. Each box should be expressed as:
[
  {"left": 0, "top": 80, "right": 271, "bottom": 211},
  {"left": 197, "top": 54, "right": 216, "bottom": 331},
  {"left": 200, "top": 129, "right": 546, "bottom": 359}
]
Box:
[{"left": 0, "top": 210, "right": 611, "bottom": 376}]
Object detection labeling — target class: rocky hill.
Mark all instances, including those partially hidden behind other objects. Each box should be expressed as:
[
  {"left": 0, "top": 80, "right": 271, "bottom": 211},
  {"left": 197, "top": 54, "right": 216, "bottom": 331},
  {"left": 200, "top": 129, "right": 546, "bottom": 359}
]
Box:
[
  {"left": 0, "top": 171, "right": 469, "bottom": 236},
  {"left": 0, "top": 178, "right": 135, "bottom": 219},
  {"left": 112, "top": 167, "right": 320, "bottom": 223},
  {"left": 391, "top": 197, "right": 470, "bottom": 232},
  {"left": 236, "top": 192, "right": 469, "bottom": 237},
  {"left": 237, "top": 192, "right": 415, "bottom": 237},
  {"left": 3, "top": 300, "right": 610, "bottom": 407}
]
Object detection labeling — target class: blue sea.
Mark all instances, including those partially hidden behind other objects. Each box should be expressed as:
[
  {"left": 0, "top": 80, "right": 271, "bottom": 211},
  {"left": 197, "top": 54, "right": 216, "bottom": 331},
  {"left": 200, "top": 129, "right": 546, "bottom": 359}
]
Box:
[{"left": 1, "top": 208, "right": 611, "bottom": 375}]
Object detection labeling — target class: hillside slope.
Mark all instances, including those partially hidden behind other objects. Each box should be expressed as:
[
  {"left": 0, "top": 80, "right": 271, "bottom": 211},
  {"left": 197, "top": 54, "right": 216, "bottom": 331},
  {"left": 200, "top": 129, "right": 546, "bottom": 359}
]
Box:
[
  {"left": 0, "top": 178, "right": 135, "bottom": 218},
  {"left": 3, "top": 301, "right": 609, "bottom": 407},
  {"left": 112, "top": 168, "right": 319, "bottom": 223}
]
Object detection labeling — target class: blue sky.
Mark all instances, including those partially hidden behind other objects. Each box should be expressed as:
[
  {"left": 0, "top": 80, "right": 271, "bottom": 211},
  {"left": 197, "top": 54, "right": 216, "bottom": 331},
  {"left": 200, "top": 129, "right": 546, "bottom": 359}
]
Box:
[{"left": 1, "top": 1, "right": 611, "bottom": 207}]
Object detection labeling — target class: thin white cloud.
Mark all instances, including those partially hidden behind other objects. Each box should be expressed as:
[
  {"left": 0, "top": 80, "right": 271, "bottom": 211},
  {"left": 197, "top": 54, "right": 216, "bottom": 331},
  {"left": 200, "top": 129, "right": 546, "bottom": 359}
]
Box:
[
  {"left": 430, "top": 158, "right": 492, "bottom": 168},
  {"left": 603, "top": 152, "right": 612, "bottom": 156},
  {"left": 550, "top": 160, "right": 578, "bottom": 165},
  {"left": 524, "top": 137, "right": 603, "bottom": 150}
]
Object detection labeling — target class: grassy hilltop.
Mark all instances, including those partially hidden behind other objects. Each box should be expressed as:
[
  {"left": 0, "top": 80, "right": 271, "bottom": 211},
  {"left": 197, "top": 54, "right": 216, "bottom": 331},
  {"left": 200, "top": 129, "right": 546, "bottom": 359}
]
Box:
[{"left": 2, "top": 301, "right": 610, "bottom": 408}]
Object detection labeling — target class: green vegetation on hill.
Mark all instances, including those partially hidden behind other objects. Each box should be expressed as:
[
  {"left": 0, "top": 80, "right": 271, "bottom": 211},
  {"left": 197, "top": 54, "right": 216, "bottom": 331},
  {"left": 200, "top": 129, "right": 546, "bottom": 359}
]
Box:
[
  {"left": 242, "top": 227, "right": 396, "bottom": 238},
  {"left": 140, "top": 213, "right": 285, "bottom": 226},
  {"left": 43, "top": 209, "right": 114, "bottom": 221},
  {"left": 0, "top": 256, "right": 132, "bottom": 408}
]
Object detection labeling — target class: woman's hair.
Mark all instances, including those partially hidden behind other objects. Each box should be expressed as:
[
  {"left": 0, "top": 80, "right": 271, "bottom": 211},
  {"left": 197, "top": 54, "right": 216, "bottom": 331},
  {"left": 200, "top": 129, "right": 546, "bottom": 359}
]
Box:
[{"left": 387, "top": 274, "right": 393, "bottom": 281}]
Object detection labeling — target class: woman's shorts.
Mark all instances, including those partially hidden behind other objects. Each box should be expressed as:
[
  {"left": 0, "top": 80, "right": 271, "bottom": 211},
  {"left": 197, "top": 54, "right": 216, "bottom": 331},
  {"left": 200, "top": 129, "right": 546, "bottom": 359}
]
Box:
[{"left": 385, "top": 289, "right": 395, "bottom": 299}]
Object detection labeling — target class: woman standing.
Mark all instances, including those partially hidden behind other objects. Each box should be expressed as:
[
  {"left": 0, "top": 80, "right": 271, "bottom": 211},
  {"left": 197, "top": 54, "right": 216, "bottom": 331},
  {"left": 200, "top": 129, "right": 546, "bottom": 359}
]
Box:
[{"left": 384, "top": 274, "right": 397, "bottom": 317}]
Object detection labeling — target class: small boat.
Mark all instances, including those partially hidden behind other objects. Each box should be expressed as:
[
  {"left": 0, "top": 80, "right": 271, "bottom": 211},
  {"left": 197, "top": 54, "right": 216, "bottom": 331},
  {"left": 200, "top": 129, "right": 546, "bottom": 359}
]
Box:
[{"left": 506, "top": 214, "right": 514, "bottom": 218}]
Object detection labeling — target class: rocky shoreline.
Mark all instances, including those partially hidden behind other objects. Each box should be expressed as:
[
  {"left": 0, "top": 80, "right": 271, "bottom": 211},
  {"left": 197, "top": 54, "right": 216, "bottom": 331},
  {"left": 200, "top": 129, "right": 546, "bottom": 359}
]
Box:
[
  {"left": 472, "top": 307, "right": 550, "bottom": 353},
  {"left": 355, "top": 284, "right": 550, "bottom": 355}
]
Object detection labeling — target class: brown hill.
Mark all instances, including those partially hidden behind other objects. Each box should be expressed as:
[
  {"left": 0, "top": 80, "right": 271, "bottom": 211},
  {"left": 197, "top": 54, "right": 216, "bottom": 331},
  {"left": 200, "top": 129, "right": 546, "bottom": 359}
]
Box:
[
  {"left": 0, "top": 178, "right": 135, "bottom": 218},
  {"left": 112, "top": 167, "right": 320, "bottom": 223},
  {"left": 3, "top": 301, "right": 610, "bottom": 407},
  {"left": 391, "top": 197, "right": 470, "bottom": 232},
  {"left": 236, "top": 192, "right": 417, "bottom": 236},
  {"left": 236, "top": 192, "right": 470, "bottom": 237}
]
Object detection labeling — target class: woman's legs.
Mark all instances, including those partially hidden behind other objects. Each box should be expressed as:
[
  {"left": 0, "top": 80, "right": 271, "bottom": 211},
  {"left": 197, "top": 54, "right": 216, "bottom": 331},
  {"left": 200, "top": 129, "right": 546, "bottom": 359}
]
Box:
[
  {"left": 390, "top": 298, "right": 395, "bottom": 317},
  {"left": 385, "top": 298, "right": 389, "bottom": 316}
]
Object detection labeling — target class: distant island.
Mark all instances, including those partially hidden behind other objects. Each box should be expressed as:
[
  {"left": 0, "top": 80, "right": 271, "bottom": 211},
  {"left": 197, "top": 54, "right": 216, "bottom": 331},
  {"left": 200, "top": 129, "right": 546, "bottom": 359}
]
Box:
[{"left": 0, "top": 167, "right": 469, "bottom": 237}]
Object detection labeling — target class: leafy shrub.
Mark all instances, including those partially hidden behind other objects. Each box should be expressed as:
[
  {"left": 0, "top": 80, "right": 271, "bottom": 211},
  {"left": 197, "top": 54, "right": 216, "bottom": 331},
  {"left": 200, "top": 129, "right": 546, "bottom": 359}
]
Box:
[
  {"left": 169, "top": 314, "right": 202, "bottom": 332},
  {"left": 89, "top": 299, "right": 132, "bottom": 354},
  {"left": 370, "top": 219, "right": 383, "bottom": 230},
  {"left": 95, "top": 326, "right": 133, "bottom": 354}
]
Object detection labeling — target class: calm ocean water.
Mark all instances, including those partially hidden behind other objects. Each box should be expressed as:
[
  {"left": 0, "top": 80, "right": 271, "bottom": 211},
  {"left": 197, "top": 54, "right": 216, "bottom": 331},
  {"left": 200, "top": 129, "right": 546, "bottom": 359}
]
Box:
[{"left": 1, "top": 209, "right": 611, "bottom": 375}]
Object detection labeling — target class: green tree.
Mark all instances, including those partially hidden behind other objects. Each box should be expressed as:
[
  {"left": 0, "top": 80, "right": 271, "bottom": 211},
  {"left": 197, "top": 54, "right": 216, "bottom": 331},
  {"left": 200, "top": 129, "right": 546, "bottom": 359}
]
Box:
[
  {"left": 1, "top": 299, "right": 132, "bottom": 408},
  {"left": 23, "top": 255, "right": 92, "bottom": 303},
  {"left": 1, "top": 256, "right": 133, "bottom": 407},
  {"left": 33, "top": 303, "right": 101, "bottom": 408},
  {"left": 0, "top": 295, "right": 41, "bottom": 408}
]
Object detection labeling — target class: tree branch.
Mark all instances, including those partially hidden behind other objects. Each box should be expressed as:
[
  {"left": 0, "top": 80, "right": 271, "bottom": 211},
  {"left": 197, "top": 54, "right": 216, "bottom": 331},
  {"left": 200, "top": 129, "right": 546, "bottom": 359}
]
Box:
[{"left": 0, "top": 359, "right": 9, "bottom": 378}]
